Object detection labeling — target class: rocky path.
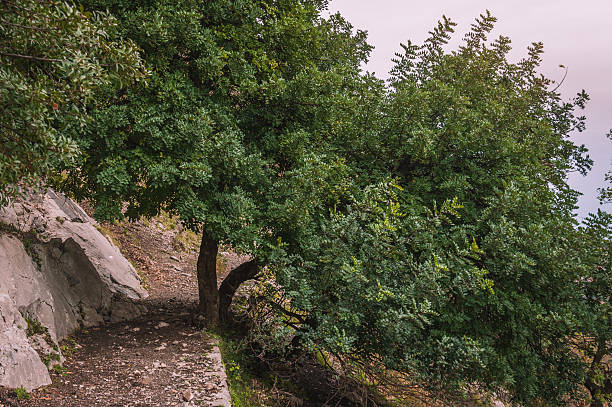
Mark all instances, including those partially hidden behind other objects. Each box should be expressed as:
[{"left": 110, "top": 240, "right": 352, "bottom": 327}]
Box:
[
  {"left": 1, "top": 213, "right": 233, "bottom": 407},
  {"left": 13, "top": 303, "right": 230, "bottom": 407}
]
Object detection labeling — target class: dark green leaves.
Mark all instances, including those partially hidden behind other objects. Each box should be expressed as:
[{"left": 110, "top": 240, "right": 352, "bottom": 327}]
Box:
[{"left": 0, "top": 0, "right": 148, "bottom": 204}]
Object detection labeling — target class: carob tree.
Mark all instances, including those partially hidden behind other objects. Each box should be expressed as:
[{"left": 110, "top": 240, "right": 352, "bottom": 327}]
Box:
[
  {"left": 57, "top": 2, "right": 610, "bottom": 405},
  {"left": 63, "top": 0, "right": 371, "bottom": 325}
]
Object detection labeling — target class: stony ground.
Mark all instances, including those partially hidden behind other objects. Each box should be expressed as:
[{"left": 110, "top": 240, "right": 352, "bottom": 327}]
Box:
[{"left": 0, "top": 211, "right": 233, "bottom": 407}]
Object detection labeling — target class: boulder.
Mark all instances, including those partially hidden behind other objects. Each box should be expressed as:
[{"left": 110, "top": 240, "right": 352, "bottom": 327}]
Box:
[
  {"left": 0, "top": 294, "right": 51, "bottom": 391},
  {"left": 0, "top": 190, "right": 148, "bottom": 391}
]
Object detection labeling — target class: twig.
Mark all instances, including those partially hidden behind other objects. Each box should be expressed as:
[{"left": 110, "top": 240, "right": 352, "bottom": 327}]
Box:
[
  {"left": 0, "top": 19, "right": 49, "bottom": 31},
  {"left": 551, "top": 65, "right": 568, "bottom": 92}
]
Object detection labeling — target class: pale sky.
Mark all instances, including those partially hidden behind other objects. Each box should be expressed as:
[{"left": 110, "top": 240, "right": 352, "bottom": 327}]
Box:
[{"left": 328, "top": 0, "right": 612, "bottom": 217}]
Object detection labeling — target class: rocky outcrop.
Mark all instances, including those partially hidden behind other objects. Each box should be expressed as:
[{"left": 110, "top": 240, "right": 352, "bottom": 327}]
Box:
[{"left": 0, "top": 190, "right": 148, "bottom": 391}]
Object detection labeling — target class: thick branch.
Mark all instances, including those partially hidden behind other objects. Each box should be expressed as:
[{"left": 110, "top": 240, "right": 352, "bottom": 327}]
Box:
[
  {"left": 269, "top": 300, "right": 307, "bottom": 324},
  {"left": 218, "top": 259, "right": 258, "bottom": 322},
  {"left": 590, "top": 337, "right": 608, "bottom": 370}
]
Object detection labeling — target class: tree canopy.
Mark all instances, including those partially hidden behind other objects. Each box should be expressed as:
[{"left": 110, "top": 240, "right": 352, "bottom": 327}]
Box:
[
  {"left": 63, "top": 0, "right": 372, "bottom": 324},
  {"left": 256, "top": 12, "right": 607, "bottom": 406},
  {"left": 6, "top": 1, "right": 608, "bottom": 405},
  {"left": 0, "top": 0, "right": 147, "bottom": 204},
  {"left": 575, "top": 210, "right": 611, "bottom": 407}
]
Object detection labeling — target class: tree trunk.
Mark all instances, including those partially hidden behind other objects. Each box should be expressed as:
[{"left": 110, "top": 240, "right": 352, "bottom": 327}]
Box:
[
  {"left": 218, "top": 260, "right": 259, "bottom": 323},
  {"left": 196, "top": 231, "right": 219, "bottom": 326},
  {"left": 585, "top": 339, "right": 611, "bottom": 407},
  {"left": 586, "top": 379, "right": 604, "bottom": 407},
  {"left": 586, "top": 376, "right": 612, "bottom": 407}
]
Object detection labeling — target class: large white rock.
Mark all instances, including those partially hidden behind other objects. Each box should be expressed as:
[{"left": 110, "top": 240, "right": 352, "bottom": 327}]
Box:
[
  {"left": 0, "top": 190, "right": 148, "bottom": 391},
  {"left": 0, "top": 294, "right": 51, "bottom": 391}
]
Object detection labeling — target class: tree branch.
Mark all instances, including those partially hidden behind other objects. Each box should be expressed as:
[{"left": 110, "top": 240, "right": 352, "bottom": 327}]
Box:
[
  {"left": 0, "top": 19, "right": 49, "bottom": 32},
  {"left": 218, "top": 259, "right": 259, "bottom": 322},
  {"left": 0, "top": 52, "right": 63, "bottom": 63}
]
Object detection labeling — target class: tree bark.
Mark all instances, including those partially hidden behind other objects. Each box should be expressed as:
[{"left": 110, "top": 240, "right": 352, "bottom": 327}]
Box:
[
  {"left": 585, "top": 376, "right": 612, "bottom": 407},
  {"left": 586, "top": 378, "right": 604, "bottom": 407},
  {"left": 196, "top": 231, "right": 219, "bottom": 326},
  {"left": 218, "top": 260, "right": 259, "bottom": 323},
  {"left": 585, "top": 339, "right": 612, "bottom": 407}
]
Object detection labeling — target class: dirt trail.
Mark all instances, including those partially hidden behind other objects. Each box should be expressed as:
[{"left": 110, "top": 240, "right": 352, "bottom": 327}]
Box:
[{"left": 1, "top": 214, "right": 232, "bottom": 407}]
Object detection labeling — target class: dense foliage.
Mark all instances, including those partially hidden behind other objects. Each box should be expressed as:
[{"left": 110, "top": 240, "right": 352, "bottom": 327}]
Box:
[
  {"left": 0, "top": 0, "right": 147, "bottom": 204},
  {"left": 6, "top": 1, "right": 609, "bottom": 404},
  {"left": 575, "top": 210, "right": 611, "bottom": 407},
  {"left": 261, "top": 12, "right": 609, "bottom": 406},
  {"left": 63, "top": 0, "right": 371, "bottom": 324}
]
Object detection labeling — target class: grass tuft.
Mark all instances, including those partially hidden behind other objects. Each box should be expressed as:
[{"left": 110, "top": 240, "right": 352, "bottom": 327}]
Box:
[{"left": 15, "top": 387, "right": 30, "bottom": 400}]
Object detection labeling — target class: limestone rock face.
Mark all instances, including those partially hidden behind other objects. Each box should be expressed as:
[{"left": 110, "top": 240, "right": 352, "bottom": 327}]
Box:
[
  {"left": 0, "top": 294, "right": 51, "bottom": 391},
  {"left": 0, "top": 190, "right": 148, "bottom": 391}
]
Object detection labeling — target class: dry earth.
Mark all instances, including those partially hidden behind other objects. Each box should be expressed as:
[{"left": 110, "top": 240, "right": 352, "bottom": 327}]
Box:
[{"left": 0, "top": 210, "right": 233, "bottom": 407}]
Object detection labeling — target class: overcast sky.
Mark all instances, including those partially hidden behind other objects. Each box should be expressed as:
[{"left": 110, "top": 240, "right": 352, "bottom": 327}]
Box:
[{"left": 327, "top": 0, "right": 612, "bottom": 217}]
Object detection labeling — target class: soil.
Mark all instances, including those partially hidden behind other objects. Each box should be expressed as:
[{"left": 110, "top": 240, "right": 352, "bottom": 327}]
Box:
[{"left": 0, "top": 211, "right": 232, "bottom": 407}]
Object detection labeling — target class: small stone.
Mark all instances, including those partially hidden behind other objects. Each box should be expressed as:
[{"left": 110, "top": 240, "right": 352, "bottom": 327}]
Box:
[
  {"left": 182, "top": 390, "right": 193, "bottom": 401},
  {"left": 132, "top": 327, "right": 141, "bottom": 332},
  {"left": 138, "top": 376, "right": 152, "bottom": 386},
  {"left": 155, "top": 322, "right": 170, "bottom": 329}
]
